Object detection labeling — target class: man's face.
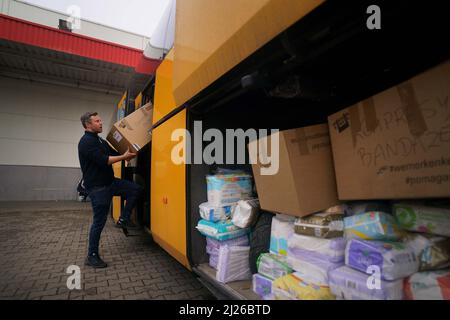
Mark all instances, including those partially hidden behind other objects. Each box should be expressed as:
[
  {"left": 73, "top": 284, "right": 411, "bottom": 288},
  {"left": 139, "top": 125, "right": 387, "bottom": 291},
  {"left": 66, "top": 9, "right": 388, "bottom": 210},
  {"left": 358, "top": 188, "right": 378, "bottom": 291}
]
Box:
[{"left": 86, "top": 115, "right": 103, "bottom": 133}]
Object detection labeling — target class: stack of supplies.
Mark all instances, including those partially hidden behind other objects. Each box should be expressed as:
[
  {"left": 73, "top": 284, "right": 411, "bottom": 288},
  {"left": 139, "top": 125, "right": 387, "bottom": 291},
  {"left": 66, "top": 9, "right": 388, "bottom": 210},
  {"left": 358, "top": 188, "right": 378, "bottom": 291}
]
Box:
[
  {"left": 206, "top": 236, "right": 249, "bottom": 269},
  {"left": 216, "top": 245, "right": 252, "bottom": 284}
]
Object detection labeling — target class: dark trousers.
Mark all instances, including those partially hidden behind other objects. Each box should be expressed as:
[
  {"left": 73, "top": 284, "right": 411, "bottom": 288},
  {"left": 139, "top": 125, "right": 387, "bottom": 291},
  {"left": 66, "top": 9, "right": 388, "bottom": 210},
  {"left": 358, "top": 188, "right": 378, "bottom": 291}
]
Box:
[{"left": 87, "top": 178, "right": 143, "bottom": 256}]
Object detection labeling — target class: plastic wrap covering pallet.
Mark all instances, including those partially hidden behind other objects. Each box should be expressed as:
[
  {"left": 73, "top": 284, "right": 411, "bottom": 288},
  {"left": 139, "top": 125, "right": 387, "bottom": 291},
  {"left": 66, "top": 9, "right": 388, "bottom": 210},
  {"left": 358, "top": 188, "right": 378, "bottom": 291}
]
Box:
[
  {"left": 329, "top": 266, "right": 404, "bottom": 300},
  {"left": 346, "top": 239, "right": 419, "bottom": 281}
]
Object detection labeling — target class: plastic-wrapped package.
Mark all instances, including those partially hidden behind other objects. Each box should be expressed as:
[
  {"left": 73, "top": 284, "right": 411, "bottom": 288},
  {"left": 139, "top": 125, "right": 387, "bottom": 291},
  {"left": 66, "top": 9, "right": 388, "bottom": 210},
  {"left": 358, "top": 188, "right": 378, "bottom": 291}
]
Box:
[
  {"left": 394, "top": 202, "right": 450, "bottom": 237},
  {"left": 329, "top": 266, "right": 404, "bottom": 300},
  {"left": 206, "top": 174, "right": 253, "bottom": 206},
  {"left": 252, "top": 273, "right": 274, "bottom": 298},
  {"left": 344, "top": 211, "right": 404, "bottom": 241},
  {"left": 256, "top": 253, "right": 293, "bottom": 280},
  {"left": 404, "top": 270, "right": 450, "bottom": 300},
  {"left": 272, "top": 272, "right": 335, "bottom": 300},
  {"left": 206, "top": 235, "right": 249, "bottom": 256},
  {"left": 209, "top": 254, "right": 218, "bottom": 269},
  {"left": 199, "top": 202, "right": 235, "bottom": 222},
  {"left": 270, "top": 214, "right": 295, "bottom": 256},
  {"left": 346, "top": 239, "right": 419, "bottom": 281},
  {"left": 294, "top": 211, "right": 344, "bottom": 239},
  {"left": 216, "top": 245, "right": 252, "bottom": 283},
  {"left": 288, "top": 234, "right": 346, "bottom": 263},
  {"left": 287, "top": 249, "right": 343, "bottom": 286},
  {"left": 345, "top": 201, "right": 392, "bottom": 216},
  {"left": 403, "top": 233, "right": 450, "bottom": 271},
  {"left": 232, "top": 199, "right": 260, "bottom": 228},
  {"left": 196, "top": 219, "right": 250, "bottom": 241}
]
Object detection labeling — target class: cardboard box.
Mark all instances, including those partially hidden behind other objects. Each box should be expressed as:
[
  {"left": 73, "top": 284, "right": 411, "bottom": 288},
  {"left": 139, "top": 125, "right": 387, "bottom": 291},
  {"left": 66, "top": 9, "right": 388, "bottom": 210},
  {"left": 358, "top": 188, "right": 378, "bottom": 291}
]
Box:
[
  {"left": 248, "top": 124, "right": 339, "bottom": 218},
  {"left": 328, "top": 60, "right": 450, "bottom": 200},
  {"left": 107, "top": 102, "right": 153, "bottom": 154}
]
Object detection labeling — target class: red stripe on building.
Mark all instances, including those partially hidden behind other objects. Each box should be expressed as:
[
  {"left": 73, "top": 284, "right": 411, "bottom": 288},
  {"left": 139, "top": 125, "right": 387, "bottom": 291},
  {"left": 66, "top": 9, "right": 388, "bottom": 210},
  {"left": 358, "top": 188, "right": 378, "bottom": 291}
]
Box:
[{"left": 0, "top": 13, "right": 160, "bottom": 74}]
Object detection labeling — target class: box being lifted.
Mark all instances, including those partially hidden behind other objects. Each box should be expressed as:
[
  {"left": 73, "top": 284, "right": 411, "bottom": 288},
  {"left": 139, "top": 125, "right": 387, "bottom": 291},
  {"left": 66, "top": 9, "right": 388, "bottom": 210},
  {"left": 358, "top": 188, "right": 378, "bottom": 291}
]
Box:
[
  {"left": 107, "top": 102, "right": 154, "bottom": 154},
  {"left": 328, "top": 60, "right": 450, "bottom": 200},
  {"left": 248, "top": 124, "right": 339, "bottom": 218}
]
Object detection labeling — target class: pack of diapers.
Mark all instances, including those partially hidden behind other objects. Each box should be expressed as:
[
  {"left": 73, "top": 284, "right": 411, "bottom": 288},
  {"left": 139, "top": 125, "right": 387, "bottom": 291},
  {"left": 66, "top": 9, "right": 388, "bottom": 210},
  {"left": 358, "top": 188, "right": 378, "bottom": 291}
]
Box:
[
  {"left": 199, "top": 202, "right": 235, "bottom": 222},
  {"left": 344, "top": 211, "right": 404, "bottom": 241},
  {"left": 206, "top": 235, "right": 249, "bottom": 256},
  {"left": 345, "top": 239, "right": 419, "bottom": 280},
  {"left": 287, "top": 249, "right": 343, "bottom": 286},
  {"left": 206, "top": 174, "right": 253, "bottom": 206},
  {"left": 272, "top": 272, "right": 335, "bottom": 300},
  {"left": 252, "top": 273, "right": 274, "bottom": 298},
  {"left": 216, "top": 245, "right": 252, "bottom": 284},
  {"left": 256, "top": 253, "right": 293, "bottom": 280},
  {"left": 403, "top": 233, "right": 450, "bottom": 271},
  {"left": 288, "top": 233, "right": 346, "bottom": 263},
  {"left": 270, "top": 214, "right": 295, "bottom": 256},
  {"left": 196, "top": 219, "right": 250, "bottom": 241},
  {"left": 329, "top": 266, "right": 404, "bottom": 300},
  {"left": 394, "top": 202, "right": 450, "bottom": 237},
  {"left": 404, "top": 270, "right": 450, "bottom": 300},
  {"left": 294, "top": 211, "right": 344, "bottom": 239}
]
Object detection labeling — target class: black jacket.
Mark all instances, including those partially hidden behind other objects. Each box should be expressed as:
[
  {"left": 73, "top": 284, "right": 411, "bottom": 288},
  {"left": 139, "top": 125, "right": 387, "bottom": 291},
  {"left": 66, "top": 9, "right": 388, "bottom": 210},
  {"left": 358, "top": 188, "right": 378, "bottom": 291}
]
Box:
[{"left": 78, "top": 131, "right": 120, "bottom": 190}]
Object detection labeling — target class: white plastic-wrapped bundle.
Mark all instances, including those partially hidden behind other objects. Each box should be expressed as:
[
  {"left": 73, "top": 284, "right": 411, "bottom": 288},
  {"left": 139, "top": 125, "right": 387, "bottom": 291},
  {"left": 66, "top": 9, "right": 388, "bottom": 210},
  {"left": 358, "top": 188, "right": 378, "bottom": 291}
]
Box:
[
  {"left": 232, "top": 199, "right": 260, "bottom": 228},
  {"left": 288, "top": 234, "right": 346, "bottom": 263},
  {"left": 216, "top": 245, "right": 252, "bottom": 284},
  {"left": 270, "top": 214, "right": 295, "bottom": 256},
  {"left": 199, "top": 202, "right": 235, "bottom": 222}
]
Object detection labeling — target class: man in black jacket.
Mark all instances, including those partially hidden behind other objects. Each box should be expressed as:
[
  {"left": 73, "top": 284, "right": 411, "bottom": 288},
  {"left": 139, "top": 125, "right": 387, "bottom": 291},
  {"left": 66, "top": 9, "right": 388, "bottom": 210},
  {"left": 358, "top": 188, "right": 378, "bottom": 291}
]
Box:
[{"left": 78, "top": 112, "right": 143, "bottom": 268}]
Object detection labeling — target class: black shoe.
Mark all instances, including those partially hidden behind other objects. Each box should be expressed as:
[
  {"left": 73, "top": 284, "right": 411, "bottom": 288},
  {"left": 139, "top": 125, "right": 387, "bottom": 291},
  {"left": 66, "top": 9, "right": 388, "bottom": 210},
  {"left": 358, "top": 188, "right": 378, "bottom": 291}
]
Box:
[
  {"left": 115, "top": 217, "right": 129, "bottom": 229},
  {"left": 85, "top": 253, "right": 107, "bottom": 268}
]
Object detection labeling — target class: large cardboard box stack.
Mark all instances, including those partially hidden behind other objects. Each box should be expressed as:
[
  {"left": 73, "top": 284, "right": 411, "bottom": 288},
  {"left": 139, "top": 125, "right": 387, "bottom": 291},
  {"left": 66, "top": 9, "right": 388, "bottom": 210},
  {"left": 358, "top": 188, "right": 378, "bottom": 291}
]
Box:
[
  {"left": 328, "top": 60, "right": 450, "bottom": 200},
  {"left": 107, "top": 102, "right": 153, "bottom": 154},
  {"left": 248, "top": 124, "right": 339, "bottom": 218}
]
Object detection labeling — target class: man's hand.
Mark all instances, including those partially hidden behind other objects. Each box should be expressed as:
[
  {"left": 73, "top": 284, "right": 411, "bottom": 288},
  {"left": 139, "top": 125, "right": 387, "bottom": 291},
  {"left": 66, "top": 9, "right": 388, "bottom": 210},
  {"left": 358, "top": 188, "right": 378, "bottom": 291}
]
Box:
[
  {"left": 107, "top": 148, "right": 137, "bottom": 165},
  {"left": 123, "top": 148, "right": 137, "bottom": 161}
]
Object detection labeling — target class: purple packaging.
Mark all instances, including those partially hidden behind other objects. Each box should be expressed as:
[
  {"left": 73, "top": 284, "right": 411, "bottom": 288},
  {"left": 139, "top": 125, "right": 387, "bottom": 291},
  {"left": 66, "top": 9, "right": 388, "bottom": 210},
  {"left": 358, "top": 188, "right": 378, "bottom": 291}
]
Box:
[
  {"left": 329, "top": 266, "right": 404, "bottom": 300},
  {"left": 345, "top": 239, "right": 419, "bottom": 281},
  {"left": 206, "top": 235, "right": 249, "bottom": 256},
  {"left": 209, "top": 254, "right": 218, "bottom": 269},
  {"left": 287, "top": 249, "right": 343, "bottom": 286},
  {"left": 288, "top": 234, "right": 347, "bottom": 263},
  {"left": 252, "top": 273, "right": 273, "bottom": 298}
]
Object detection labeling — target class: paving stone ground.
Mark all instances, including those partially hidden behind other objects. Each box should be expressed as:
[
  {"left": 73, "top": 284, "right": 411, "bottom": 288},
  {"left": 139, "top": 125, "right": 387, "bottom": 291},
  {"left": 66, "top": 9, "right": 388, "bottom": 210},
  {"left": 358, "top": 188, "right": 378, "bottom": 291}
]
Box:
[{"left": 0, "top": 201, "right": 215, "bottom": 300}]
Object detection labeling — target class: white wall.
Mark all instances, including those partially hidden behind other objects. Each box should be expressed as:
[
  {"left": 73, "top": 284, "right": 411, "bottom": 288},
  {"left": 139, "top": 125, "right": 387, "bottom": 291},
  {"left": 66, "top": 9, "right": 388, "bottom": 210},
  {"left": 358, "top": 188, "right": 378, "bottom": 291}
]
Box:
[
  {"left": 0, "top": 0, "right": 150, "bottom": 50},
  {"left": 0, "top": 76, "right": 120, "bottom": 168}
]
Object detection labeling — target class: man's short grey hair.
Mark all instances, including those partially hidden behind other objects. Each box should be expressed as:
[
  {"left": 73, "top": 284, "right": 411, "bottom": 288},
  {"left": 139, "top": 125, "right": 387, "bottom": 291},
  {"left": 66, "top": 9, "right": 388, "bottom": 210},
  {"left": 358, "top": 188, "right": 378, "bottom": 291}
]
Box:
[{"left": 80, "top": 112, "right": 98, "bottom": 129}]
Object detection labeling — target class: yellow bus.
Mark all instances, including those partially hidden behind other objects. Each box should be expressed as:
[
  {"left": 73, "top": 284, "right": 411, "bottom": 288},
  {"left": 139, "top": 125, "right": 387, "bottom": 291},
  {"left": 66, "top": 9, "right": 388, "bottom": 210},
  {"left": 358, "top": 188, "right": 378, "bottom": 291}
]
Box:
[{"left": 114, "top": 0, "right": 448, "bottom": 299}]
